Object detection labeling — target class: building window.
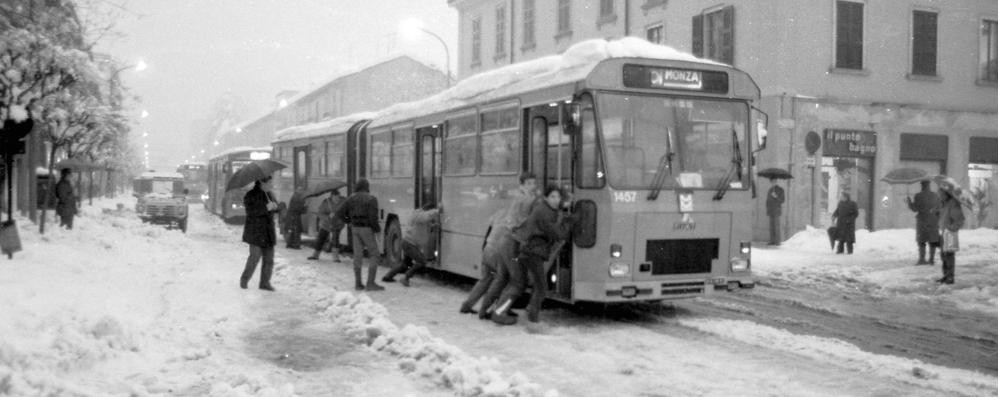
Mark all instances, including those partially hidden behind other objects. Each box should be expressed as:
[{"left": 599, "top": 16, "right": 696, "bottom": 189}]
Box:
[
  {"left": 471, "top": 16, "right": 482, "bottom": 66},
  {"left": 557, "top": 0, "right": 571, "bottom": 35},
  {"left": 835, "top": 1, "right": 864, "bottom": 70},
  {"left": 692, "top": 6, "right": 734, "bottom": 65},
  {"left": 981, "top": 19, "right": 998, "bottom": 83},
  {"left": 911, "top": 10, "right": 937, "bottom": 76},
  {"left": 646, "top": 23, "right": 664, "bottom": 44},
  {"left": 598, "top": 0, "right": 616, "bottom": 25},
  {"left": 495, "top": 5, "right": 507, "bottom": 60},
  {"left": 522, "top": 0, "right": 535, "bottom": 50}
]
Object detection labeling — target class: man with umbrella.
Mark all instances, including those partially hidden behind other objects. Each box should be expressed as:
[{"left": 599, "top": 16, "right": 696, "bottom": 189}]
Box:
[
  {"left": 758, "top": 168, "right": 791, "bottom": 246},
  {"left": 229, "top": 159, "right": 286, "bottom": 291},
  {"left": 905, "top": 179, "right": 940, "bottom": 265}
]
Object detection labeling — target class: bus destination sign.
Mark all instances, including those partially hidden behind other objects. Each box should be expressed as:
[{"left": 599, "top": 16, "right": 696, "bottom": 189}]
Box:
[{"left": 622, "top": 64, "right": 729, "bottom": 93}]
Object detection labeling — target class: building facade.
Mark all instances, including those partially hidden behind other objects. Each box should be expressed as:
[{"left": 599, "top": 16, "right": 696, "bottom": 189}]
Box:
[
  {"left": 215, "top": 55, "right": 449, "bottom": 155},
  {"left": 448, "top": 0, "right": 998, "bottom": 239}
]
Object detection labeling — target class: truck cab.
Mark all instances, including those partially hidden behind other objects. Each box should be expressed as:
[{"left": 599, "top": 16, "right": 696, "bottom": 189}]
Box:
[{"left": 133, "top": 172, "right": 190, "bottom": 232}]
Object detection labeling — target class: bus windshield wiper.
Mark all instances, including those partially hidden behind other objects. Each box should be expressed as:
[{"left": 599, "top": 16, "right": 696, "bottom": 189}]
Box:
[
  {"left": 712, "top": 129, "right": 743, "bottom": 201},
  {"left": 647, "top": 127, "right": 675, "bottom": 201}
]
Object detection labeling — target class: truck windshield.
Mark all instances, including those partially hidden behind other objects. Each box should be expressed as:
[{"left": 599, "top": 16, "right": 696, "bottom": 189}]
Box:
[
  {"left": 150, "top": 180, "right": 182, "bottom": 195},
  {"left": 597, "top": 94, "right": 748, "bottom": 190}
]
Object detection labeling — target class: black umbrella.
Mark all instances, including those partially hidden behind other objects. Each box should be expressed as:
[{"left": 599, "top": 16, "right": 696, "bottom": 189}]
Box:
[
  {"left": 225, "top": 159, "right": 287, "bottom": 191},
  {"left": 304, "top": 178, "right": 347, "bottom": 198},
  {"left": 55, "top": 158, "right": 100, "bottom": 171},
  {"left": 757, "top": 167, "right": 793, "bottom": 180},
  {"left": 881, "top": 167, "right": 930, "bottom": 185}
]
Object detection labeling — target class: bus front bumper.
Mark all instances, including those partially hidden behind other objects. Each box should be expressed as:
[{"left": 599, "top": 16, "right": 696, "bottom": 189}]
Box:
[{"left": 573, "top": 279, "right": 727, "bottom": 302}]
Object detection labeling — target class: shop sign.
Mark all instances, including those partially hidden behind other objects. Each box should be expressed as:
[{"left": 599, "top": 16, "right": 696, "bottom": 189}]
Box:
[{"left": 823, "top": 129, "right": 877, "bottom": 157}]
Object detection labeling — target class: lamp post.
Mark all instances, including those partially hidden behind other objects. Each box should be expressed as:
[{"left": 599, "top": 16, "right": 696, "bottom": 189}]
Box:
[
  {"left": 399, "top": 19, "right": 452, "bottom": 87},
  {"left": 107, "top": 59, "right": 146, "bottom": 107}
]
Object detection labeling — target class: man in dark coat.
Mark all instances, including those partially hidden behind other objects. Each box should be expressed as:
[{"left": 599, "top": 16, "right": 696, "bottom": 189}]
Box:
[
  {"left": 832, "top": 192, "right": 859, "bottom": 254},
  {"left": 905, "top": 180, "right": 940, "bottom": 265},
  {"left": 284, "top": 186, "right": 306, "bottom": 249},
  {"left": 335, "top": 178, "right": 384, "bottom": 291},
  {"left": 766, "top": 178, "right": 785, "bottom": 245},
  {"left": 240, "top": 177, "right": 279, "bottom": 291},
  {"left": 55, "top": 168, "right": 77, "bottom": 229}
]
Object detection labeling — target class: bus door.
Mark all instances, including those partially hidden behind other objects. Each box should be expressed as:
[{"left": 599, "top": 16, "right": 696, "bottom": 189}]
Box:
[
  {"left": 293, "top": 145, "right": 310, "bottom": 190},
  {"left": 347, "top": 125, "right": 368, "bottom": 194},
  {"left": 526, "top": 104, "right": 575, "bottom": 300},
  {"left": 415, "top": 125, "right": 442, "bottom": 264}
]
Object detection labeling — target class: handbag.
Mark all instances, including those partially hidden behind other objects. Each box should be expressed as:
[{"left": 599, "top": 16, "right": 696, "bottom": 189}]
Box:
[{"left": 941, "top": 229, "right": 959, "bottom": 253}]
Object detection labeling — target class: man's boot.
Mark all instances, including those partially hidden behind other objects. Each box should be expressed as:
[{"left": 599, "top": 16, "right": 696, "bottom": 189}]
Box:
[
  {"left": 928, "top": 244, "right": 937, "bottom": 265},
  {"left": 365, "top": 265, "right": 385, "bottom": 291},
  {"left": 916, "top": 244, "right": 926, "bottom": 265},
  {"left": 353, "top": 266, "right": 365, "bottom": 290}
]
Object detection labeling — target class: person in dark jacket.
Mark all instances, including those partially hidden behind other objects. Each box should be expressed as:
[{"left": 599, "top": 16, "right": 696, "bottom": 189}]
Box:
[
  {"left": 832, "top": 192, "right": 859, "bottom": 254},
  {"left": 492, "top": 184, "right": 576, "bottom": 325},
  {"left": 308, "top": 188, "right": 346, "bottom": 262},
  {"left": 382, "top": 203, "right": 441, "bottom": 286},
  {"left": 284, "top": 186, "right": 307, "bottom": 249},
  {"left": 240, "top": 176, "right": 279, "bottom": 291},
  {"left": 335, "top": 178, "right": 384, "bottom": 291},
  {"left": 766, "top": 178, "right": 785, "bottom": 245},
  {"left": 55, "top": 168, "right": 77, "bottom": 229},
  {"left": 936, "top": 187, "right": 965, "bottom": 284},
  {"left": 905, "top": 180, "right": 940, "bottom": 265}
]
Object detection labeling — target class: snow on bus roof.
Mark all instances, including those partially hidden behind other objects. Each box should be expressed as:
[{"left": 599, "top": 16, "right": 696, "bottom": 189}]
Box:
[
  {"left": 211, "top": 145, "right": 273, "bottom": 159},
  {"left": 270, "top": 38, "right": 720, "bottom": 141},
  {"left": 138, "top": 171, "right": 184, "bottom": 179},
  {"left": 273, "top": 111, "right": 378, "bottom": 143}
]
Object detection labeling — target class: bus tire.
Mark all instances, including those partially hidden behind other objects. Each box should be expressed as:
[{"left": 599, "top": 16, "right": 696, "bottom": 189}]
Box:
[{"left": 384, "top": 219, "right": 402, "bottom": 268}]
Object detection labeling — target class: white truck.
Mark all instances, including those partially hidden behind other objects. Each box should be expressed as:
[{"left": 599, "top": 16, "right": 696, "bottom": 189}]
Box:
[{"left": 133, "top": 172, "right": 189, "bottom": 233}]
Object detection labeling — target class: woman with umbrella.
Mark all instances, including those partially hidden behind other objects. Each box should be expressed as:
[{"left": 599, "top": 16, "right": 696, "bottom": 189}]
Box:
[{"left": 935, "top": 177, "right": 966, "bottom": 285}]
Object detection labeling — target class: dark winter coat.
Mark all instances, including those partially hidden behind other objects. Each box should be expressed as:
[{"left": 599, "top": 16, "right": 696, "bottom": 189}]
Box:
[
  {"left": 242, "top": 185, "right": 277, "bottom": 248},
  {"left": 512, "top": 201, "right": 575, "bottom": 259},
  {"left": 937, "top": 195, "right": 965, "bottom": 233},
  {"left": 832, "top": 199, "right": 859, "bottom": 243},
  {"left": 318, "top": 194, "right": 346, "bottom": 232},
  {"left": 336, "top": 191, "right": 380, "bottom": 233},
  {"left": 766, "top": 185, "right": 785, "bottom": 217},
  {"left": 908, "top": 190, "right": 940, "bottom": 243},
  {"left": 55, "top": 178, "right": 76, "bottom": 217},
  {"left": 285, "top": 191, "right": 306, "bottom": 231}
]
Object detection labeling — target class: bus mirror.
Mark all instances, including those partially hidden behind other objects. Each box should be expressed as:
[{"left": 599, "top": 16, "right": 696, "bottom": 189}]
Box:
[
  {"left": 757, "top": 120, "right": 768, "bottom": 150},
  {"left": 753, "top": 107, "right": 769, "bottom": 150},
  {"left": 563, "top": 103, "right": 582, "bottom": 134}
]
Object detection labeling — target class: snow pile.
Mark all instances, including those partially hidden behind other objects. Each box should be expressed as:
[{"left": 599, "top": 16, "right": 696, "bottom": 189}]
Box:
[
  {"left": 761, "top": 225, "right": 998, "bottom": 316},
  {"left": 0, "top": 200, "right": 297, "bottom": 396},
  {"left": 682, "top": 318, "right": 998, "bottom": 396},
  {"left": 282, "top": 265, "right": 558, "bottom": 397}
]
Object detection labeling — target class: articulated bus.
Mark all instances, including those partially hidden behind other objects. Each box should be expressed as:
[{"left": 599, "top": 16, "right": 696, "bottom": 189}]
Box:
[
  {"left": 272, "top": 39, "right": 767, "bottom": 303},
  {"left": 206, "top": 146, "right": 272, "bottom": 222},
  {"left": 176, "top": 163, "right": 208, "bottom": 203}
]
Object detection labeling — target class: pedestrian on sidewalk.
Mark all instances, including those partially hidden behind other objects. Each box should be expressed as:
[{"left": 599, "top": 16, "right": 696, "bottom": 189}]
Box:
[
  {"left": 766, "top": 178, "right": 785, "bottom": 245},
  {"left": 284, "top": 185, "right": 306, "bottom": 249},
  {"left": 308, "top": 188, "right": 346, "bottom": 262},
  {"left": 240, "top": 176, "right": 279, "bottom": 291},
  {"left": 832, "top": 192, "right": 858, "bottom": 254},
  {"left": 382, "top": 203, "right": 440, "bottom": 286},
  {"left": 55, "top": 168, "right": 77, "bottom": 229},
  {"left": 491, "top": 184, "right": 576, "bottom": 325},
  {"left": 468, "top": 172, "right": 538, "bottom": 318},
  {"left": 906, "top": 180, "right": 940, "bottom": 265},
  {"left": 936, "top": 186, "right": 964, "bottom": 284},
  {"left": 335, "top": 178, "right": 385, "bottom": 291}
]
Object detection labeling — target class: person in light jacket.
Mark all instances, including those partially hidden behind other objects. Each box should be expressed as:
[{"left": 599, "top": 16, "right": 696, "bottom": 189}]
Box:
[
  {"left": 936, "top": 187, "right": 964, "bottom": 284},
  {"left": 308, "top": 188, "right": 346, "bottom": 262},
  {"left": 382, "top": 203, "right": 440, "bottom": 286},
  {"left": 832, "top": 192, "right": 859, "bottom": 254}
]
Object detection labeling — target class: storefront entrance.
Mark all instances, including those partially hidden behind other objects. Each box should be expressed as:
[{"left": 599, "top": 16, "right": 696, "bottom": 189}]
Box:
[{"left": 819, "top": 129, "right": 876, "bottom": 230}]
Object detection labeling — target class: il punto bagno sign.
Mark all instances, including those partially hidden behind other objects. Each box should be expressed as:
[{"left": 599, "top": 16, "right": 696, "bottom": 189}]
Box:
[{"left": 823, "top": 129, "right": 877, "bottom": 157}]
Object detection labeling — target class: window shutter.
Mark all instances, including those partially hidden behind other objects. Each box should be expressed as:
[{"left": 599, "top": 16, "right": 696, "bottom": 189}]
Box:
[
  {"left": 912, "top": 11, "right": 937, "bottom": 75},
  {"left": 721, "top": 5, "right": 735, "bottom": 64},
  {"left": 692, "top": 14, "right": 703, "bottom": 57},
  {"left": 836, "top": 1, "right": 863, "bottom": 69}
]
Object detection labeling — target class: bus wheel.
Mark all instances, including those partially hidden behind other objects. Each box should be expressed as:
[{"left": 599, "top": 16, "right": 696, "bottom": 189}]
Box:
[{"left": 384, "top": 220, "right": 402, "bottom": 268}]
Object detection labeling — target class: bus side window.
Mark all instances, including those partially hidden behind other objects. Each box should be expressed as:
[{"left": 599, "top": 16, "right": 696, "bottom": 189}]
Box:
[{"left": 576, "top": 95, "right": 604, "bottom": 189}]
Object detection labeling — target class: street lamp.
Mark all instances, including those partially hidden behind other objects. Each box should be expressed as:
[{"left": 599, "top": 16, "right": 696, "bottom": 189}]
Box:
[
  {"left": 107, "top": 59, "right": 147, "bottom": 107},
  {"left": 399, "top": 18, "right": 452, "bottom": 87}
]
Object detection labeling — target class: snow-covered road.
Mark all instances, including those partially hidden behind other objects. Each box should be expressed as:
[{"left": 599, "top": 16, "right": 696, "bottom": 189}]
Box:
[{"left": 2, "top": 199, "right": 997, "bottom": 396}]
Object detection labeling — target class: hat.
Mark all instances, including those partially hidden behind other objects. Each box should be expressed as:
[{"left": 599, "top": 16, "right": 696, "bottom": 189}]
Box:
[{"left": 932, "top": 175, "right": 961, "bottom": 196}]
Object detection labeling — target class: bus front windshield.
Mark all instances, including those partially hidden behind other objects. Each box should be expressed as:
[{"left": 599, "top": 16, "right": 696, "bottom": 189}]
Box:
[{"left": 598, "top": 94, "right": 748, "bottom": 190}]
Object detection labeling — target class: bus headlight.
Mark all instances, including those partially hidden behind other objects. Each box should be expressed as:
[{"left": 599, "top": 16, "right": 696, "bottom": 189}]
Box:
[
  {"left": 231, "top": 203, "right": 240, "bottom": 209},
  {"left": 201, "top": 193, "right": 209, "bottom": 201},
  {"left": 740, "top": 241, "right": 751, "bottom": 255},
  {"left": 731, "top": 257, "right": 749, "bottom": 271},
  {"left": 609, "top": 263, "right": 630, "bottom": 277},
  {"left": 610, "top": 243, "right": 622, "bottom": 258}
]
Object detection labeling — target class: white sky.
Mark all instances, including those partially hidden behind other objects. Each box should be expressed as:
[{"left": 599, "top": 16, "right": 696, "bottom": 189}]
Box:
[{"left": 93, "top": 0, "right": 457, "bottom": 170}]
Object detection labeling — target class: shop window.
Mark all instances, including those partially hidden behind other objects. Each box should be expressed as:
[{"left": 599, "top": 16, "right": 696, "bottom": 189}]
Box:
[
  {"left": 692, "top": 6, "right": 734, "bottom": 65},
  {"left": 835, "top": 1, "right": 864, "bottom": 70},
  {"left": 969, "top": 137, "right": 998, "bottom": 227},
  {"left": 444, "top": 113, "right": 478, "bottom": 176},
  {"left": 911, "top": 10, "right": 938, "bottom": 76}
]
